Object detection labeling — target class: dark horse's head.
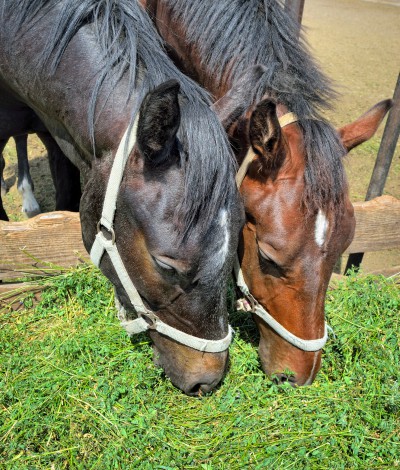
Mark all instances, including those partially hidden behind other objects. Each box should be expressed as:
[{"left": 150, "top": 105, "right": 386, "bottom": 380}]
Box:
[
  {"left": 0, "top": 0, "right": 243, "bottom": 395},
  {"left": 81, "top": 80, "right": 243, "bottom": 395}
]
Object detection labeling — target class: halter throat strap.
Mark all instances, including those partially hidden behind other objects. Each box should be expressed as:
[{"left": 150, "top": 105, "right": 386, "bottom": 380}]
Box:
[
  {"left": 90, "top": 115, "right": 232, "bottom": 353},
  {"left": 234, "top": 111, "right": 328, "bottom": 352}
]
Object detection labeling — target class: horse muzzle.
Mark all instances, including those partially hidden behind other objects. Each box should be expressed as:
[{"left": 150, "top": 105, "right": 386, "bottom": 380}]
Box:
[{"left": 151, "top": 331, "right": 229, "bottom": 395}]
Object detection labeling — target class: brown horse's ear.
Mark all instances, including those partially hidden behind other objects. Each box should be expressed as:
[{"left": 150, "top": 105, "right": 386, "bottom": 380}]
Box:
[
  {"left": 338, "top": 99, "right": 392, "bottom": 152},
  {"left": 249, "top": 99, "right": 284, "bottom": 170},
  {"left": 137, "top": 79, "right": 181, "bottom": 165},
  {"left": 213, "top": 65, "right": 267, "bottom": 128}
]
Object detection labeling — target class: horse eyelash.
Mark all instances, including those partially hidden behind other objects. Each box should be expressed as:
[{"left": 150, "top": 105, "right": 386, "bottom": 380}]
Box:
[{"left": 257, "top": 245, "right": 280, "bottom": 269}]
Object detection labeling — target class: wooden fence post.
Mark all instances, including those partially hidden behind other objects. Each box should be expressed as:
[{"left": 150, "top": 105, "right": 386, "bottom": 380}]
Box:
[{"left": 345, "top": 72, "right": 400, "bottom": 273}]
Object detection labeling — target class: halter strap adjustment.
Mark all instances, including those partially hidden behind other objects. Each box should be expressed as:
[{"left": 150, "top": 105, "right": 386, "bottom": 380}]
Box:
[
  {"left": 234, "top": 257, "right": 328, "bottom": 352},
  {"left": 116, "top": 299, "right": 233, "bottom": 353}
]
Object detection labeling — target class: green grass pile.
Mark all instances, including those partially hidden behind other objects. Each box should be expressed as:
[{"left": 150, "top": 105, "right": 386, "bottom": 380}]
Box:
[{"left": 1, "top": 266, "right": 399, "bottom": 468}]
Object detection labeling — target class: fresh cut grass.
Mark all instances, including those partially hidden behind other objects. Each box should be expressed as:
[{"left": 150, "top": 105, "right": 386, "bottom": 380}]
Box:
[{"left": 1, "top": 266, "right": 399, "bottom": 469}]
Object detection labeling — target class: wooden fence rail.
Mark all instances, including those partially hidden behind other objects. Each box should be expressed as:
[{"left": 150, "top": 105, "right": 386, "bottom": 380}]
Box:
[
  {"left": 1, "top": 194, "right": 400, "bottom": 285},
  {"left": 0, "top": 211, "right": 88, "bottom": 283}
]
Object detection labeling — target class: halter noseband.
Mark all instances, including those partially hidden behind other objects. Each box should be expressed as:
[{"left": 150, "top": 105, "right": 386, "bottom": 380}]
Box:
[
  {"left": 235, "top": 112, "right": 328, "bottom": 352},
  {"left": 90, "top": 114, "right": 232, "bottom": 353}
]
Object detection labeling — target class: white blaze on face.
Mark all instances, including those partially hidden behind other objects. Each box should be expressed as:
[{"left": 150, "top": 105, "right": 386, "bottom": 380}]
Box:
[
  {"left": 315, "top": 209, "right": 328, "bottom": 247},
  {"left": 305, "top": 351, "right": 319, "bottom": 386}
]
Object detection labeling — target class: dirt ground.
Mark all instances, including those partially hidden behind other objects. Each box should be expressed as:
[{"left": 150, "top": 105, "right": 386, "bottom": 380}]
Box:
[
  {"left": 2, "top": 0, "right": 400, "bottom": 273},
  {"left": 303, "top": 0, "right": 400, "bottom": 272}
]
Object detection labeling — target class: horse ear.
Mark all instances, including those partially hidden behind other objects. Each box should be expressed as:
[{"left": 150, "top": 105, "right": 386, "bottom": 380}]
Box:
[
  {"left": 137, "top": 79, "right": 181, "bottom": 165},
  {"left": 249, "top": 99, "right": 284, "bottom": 169},
  {"left": 213, "top": 65, "right": 267, "bottom": 128},
  {"left": 338, "top": 99, "right": 392, "bottom": 152}
]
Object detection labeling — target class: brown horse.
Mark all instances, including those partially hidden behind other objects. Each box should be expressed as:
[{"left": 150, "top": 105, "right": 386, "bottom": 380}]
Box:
[
  {"left": 141, "top": 0, "right": 392, "bottom": 385},
  {"left": 0, "top": 0, "right": 243, "bottom": 395}
]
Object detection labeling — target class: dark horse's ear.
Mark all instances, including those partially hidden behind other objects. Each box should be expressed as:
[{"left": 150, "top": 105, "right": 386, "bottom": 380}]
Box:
[
  {"left": 213, "top": 65, "right": 267, "bottom": 128},
  {"left": 338, "top": 99, "right": 392, "bottom": 152},
  {"left": 249, "top": 99, "right": 284, "bottom": 171},
  {"left": 137, "top": 79, "right": 181, "bottom": 166}
]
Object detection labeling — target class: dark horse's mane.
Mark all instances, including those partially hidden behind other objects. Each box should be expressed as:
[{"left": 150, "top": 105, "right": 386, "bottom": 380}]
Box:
[
  {"left": 166, "top": 0, "right": 348, "bottom": 214},
  {"left": 4, "top": 0, "right": 237, "bottom": 236}
]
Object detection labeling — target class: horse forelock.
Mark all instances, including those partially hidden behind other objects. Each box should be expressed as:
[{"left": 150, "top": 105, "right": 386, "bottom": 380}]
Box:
[
  {"left": 5, "top": 0, "right": 237, "bottom": 238},
  {"left": 165, "top": 0, "right": 347, "bottom": 214},
  {"left": 177, "top": 101, "right": 238, "bottom": 240}
]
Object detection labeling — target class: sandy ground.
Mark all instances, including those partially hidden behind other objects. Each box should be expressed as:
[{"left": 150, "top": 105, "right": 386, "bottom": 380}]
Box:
[
  {"left": 303, "top": 0, "right": 400, "bottom": 272},
  {"left": 2, "top": 0, "right": 400, "bottom": 272}
]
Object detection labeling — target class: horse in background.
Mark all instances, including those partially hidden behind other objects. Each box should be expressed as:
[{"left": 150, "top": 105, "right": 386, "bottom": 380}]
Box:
[
  {"left": 0, "top": 101, "right": 81, "bottom": 221},
  {"left": 142, "top": 0, "right": 392, "bottom": 385},
  {"left": 0, "top": 0, "right": 243, "bottom": 395},
  {"left": 0, "top": 135, "right": 41, "bottom": 220}
]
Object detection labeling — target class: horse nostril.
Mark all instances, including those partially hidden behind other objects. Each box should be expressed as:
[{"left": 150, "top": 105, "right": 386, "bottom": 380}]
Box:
[
  {"left": 273, "top": 373, "right": 297, "bottom": 387},
  {"left": 187, "top": 383, "right": 202, "bottom": 396},
  {"left": 185, "top": 377, "right": 221, "bottom": 396}
]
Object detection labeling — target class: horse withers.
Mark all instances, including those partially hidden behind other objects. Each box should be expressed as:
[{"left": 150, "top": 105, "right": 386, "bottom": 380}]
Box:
[
  {"left": 142, "top": 0, "right": 392, "bottom": 385},
  {"left": 0, "top": 0, "right": 243, "bottom": 395}
]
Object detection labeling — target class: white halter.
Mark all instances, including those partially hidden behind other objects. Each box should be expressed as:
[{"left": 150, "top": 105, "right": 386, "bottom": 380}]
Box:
[
  {"left": 234, "top": 112, "right": 328, "bottom": 352},
  {"left": 90, "top": 115, "right": 233, "bottom": 353}
]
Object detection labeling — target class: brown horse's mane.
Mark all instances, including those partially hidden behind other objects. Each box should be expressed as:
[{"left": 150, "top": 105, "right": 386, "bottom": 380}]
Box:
[
  {"left": 166, "top": 0, "right": 348, "bottom": 214},
  {"left": 4, "top": 0, "right": 238, "bottom": 237}
]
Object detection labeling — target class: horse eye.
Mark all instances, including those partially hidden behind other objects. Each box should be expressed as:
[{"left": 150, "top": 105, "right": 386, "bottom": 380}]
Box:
[
  {"left": 258, "top": 246, "right": 280, "bottom": 268},
  {"left": 154, "top": 257, "right": 175, "bottom": 272}
]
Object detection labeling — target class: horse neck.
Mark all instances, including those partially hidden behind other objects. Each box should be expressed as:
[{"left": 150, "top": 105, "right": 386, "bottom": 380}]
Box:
[
  {"left": 0, "top": 12, "right": 137, "bottom": 166},
  {"left": 147, "top": 1, "right": 230, "bottom": 97}
]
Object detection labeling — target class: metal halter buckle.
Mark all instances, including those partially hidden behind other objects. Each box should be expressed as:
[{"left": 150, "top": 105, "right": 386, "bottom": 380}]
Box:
[
  {"left": 140, "top": 312, "right": 159, "bottom": 330},
  {"left": 236, "top": 298, "right": 253, "bottom": 312},
  {"left": 97, "top": 221, "right": 116, "bottom": 244}
]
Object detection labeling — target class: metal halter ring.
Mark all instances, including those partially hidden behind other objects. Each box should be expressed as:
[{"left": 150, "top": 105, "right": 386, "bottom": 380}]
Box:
[
  {"left": 97, "top": 221, "right": 116, "bottom": 244},
  {"left": 140, "top": 312, "right": 159, "bottom": 330}
]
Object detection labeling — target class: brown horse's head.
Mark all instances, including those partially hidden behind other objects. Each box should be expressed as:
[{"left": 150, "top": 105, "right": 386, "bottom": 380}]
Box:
[{"left": 215, "top": 70, "right": 391, "bottom": 385}]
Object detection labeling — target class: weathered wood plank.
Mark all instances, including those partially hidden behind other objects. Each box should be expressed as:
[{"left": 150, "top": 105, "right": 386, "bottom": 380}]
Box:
[
  {"left": 0, "top": 211, "right": 88, "bottom": 281},
  {"left": 330, "top": 265, "right": 400, "bottom": 284},
  {"left": 0, "top": 195, "right": 399, "bottom": 282},
  {"left": 344, "top": 195, "right": 400, "bottom": 254}
]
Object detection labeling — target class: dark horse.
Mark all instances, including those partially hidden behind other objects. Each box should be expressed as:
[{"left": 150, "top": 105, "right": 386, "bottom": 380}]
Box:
[
  {"left": 0, "top": 135, "right": 41, "bottom": 220},
  {"left": 0, "top": 103, "right": 81, "bottom": 221},
  {"left": 0, "top": 0, "right": 243, "bottom": 395},
  {"left": 142, "top": 0, "right": 392, "bottom": 385}
]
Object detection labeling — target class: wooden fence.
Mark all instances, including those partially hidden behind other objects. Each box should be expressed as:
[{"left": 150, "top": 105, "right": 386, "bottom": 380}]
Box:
[{"left": 1, "top": 194, "right": 399, "bottom": 291}]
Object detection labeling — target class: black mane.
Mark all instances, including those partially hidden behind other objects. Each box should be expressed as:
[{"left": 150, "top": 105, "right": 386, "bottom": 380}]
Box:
[
  {"left": 4, "top": 0, "right": 238, "bottom": 236},
  {"left": 167, "top": 0, "right": 348, "bottom": 213}
]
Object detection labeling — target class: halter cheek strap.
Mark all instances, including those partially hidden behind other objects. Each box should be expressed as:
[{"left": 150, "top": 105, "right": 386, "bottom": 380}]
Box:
[
  {"left": 90, "top": 115, "right": 233, "bottom": 353},
  {"left": 234, "top": 112, "right": 328, "bottom": 352},
  {"left": 234, "top": 258, "right": 328, "bottom": 352}
]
